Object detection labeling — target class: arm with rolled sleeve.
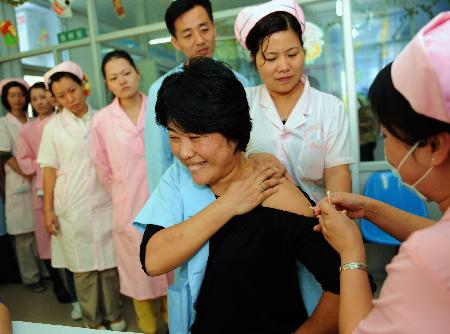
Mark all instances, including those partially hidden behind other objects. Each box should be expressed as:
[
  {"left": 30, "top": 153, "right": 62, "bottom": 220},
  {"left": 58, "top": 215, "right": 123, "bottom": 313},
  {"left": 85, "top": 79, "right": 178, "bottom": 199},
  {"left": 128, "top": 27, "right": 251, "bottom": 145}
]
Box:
[
  {"left": 324, "top": 101, "right": 353, "bottom": 193},
  {"left": 138, "top": 162, "right": 184, "bottom": 275}
]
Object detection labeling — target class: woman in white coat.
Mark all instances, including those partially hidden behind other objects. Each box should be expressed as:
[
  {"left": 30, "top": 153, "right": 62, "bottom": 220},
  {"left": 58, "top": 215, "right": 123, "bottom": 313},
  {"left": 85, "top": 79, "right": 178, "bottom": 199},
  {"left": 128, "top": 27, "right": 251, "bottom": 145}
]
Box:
[
  {"left": 0, "top": 78, "right": 46, "bottom": 293},
  {"left": 38, "top": 61, "right": 125, "bottom": 331},
  {"left": 16, "top": 82, "right": 73, "bottom": 304},
  {"left": 234, "top": 0, "right": 353, "bottom": 313}
]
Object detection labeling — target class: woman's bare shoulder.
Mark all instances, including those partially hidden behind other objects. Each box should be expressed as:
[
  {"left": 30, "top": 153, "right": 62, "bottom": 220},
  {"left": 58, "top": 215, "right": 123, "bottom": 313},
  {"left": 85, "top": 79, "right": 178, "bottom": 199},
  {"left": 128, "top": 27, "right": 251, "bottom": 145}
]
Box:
[{"left": 262, "top": 178, "right": 315, "bottom": 217}]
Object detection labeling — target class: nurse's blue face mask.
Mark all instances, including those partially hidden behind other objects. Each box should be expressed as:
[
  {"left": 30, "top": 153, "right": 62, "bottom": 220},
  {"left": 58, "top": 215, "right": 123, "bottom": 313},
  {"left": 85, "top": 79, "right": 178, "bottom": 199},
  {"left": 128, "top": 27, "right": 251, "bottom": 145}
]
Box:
[{"left": 385, "top": 141, "right": 433, "bottom": 201}]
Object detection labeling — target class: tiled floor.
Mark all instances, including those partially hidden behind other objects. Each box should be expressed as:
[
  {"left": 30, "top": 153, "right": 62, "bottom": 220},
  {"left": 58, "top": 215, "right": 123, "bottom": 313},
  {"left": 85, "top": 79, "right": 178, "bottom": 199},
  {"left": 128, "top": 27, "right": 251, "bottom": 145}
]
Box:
[{"left": 0, "top": 282, "right": 167, "bottom": 333}]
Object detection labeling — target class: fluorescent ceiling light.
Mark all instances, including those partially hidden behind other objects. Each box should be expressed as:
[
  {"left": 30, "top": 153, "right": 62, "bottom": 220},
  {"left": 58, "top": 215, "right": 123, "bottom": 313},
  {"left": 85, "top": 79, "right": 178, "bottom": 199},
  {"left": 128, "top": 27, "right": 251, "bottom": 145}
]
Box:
[{"left": 149, "top": 37, "right": 171, "bottom": 45}]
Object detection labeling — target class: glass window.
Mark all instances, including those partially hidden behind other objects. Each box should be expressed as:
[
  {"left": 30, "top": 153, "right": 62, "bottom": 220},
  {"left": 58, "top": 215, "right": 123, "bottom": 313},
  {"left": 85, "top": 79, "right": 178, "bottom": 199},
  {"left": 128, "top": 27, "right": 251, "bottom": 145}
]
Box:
[
  {"left": 352, "top": 0, "right": 450, "bottom": 161},
  {"left": 15, "top": 2, "right": 61, "bottom": 54},
  {"left": 21, "top": 52, "right": 55, "bottom": 69},
  {"left": 99, "top": 31, "right": 180, "bottom": 104},
  {"left": 302, "top": 1, "right": 345, "bottom": 99},
  {"left": 14, "top": 1, "right": 89, "bottom": 60},
  {"left": 94, "top": 0, "right": 163, "bottom": 34},
  {"left": 92, "top": 0, "right": 263, "bottom": 34}
]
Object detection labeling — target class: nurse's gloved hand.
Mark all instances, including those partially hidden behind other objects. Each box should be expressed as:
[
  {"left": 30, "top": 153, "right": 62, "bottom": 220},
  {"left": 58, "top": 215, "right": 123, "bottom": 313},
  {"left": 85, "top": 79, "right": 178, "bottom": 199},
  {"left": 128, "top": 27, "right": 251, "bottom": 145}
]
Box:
[
  {"left": 44, "top": 210, "right": 60, "bottom": 235},
  {"left": 220, "top": 163, "right": 282, "bottom": 216},
  {"left": 247, "top": 152, "right": 294, "bottom": 183}
]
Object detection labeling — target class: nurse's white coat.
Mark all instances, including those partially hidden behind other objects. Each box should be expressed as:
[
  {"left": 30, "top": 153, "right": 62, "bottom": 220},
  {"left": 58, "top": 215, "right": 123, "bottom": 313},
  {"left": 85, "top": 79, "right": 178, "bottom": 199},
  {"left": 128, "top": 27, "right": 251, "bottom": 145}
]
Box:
[{"left": 38, "top": 107, "right": 115, "bottom": 272}]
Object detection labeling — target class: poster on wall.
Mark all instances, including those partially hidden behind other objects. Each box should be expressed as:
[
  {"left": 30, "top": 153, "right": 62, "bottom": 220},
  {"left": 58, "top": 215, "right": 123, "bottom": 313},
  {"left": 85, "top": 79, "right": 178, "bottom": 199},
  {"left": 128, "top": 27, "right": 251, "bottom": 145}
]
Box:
[{"left": 0, "top": 20, "right": 19, "bottom": 47}]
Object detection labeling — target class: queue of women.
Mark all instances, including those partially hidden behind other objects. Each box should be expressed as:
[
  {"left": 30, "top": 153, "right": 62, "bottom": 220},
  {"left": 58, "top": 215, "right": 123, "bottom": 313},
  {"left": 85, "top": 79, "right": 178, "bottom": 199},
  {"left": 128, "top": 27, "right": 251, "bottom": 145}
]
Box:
[{"left": 0, "top": 0, "right": 448, "bottom": 333}]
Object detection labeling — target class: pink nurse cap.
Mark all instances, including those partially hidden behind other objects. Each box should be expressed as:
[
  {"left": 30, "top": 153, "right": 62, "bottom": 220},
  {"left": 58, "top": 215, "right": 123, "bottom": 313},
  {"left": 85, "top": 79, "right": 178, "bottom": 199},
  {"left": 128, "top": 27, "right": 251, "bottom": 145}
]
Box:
[
  {"left": 44, "top": 61, "right": 84, "bottom": 89},
  {"left": 0, "top": 78, "right": 30, "bottom": 96},
  {"left": 234, "top": 0, "right": 305, "bottom": 50},
  {"left": 392, "top": 12, "right": 450, "bottom": 124}
]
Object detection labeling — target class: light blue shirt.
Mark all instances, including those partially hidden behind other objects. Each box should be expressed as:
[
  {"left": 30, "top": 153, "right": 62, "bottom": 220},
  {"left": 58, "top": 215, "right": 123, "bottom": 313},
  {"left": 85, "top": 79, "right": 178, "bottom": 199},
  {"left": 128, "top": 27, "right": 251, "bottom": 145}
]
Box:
[
  {"left": 134, "top": 160, "right": 214, "bottom": 334},
  {"left": 144, "top": 63, "right": 250, "bottom": 192}
]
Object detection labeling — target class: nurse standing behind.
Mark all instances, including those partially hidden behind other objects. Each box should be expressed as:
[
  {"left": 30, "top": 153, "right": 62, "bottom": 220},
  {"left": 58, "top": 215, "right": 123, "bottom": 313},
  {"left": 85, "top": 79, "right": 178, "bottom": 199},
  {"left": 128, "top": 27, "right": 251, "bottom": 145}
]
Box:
[
  {"left": 16, "top": 82, "right": 73, "bottom": 303},
  {"left": 0, "top": 78, "right": 46, "bottom": 293},
  {"left": 234, "top": 0, "right": 353, "bottom": 314},
  {"left": 38, "top": 61, "right": 125, "bottom": 331},
  {"left": 92, "top": 50, "right": 170, "bottom": 334},
  {"left": 235, "top": 0, "right": 353, "bottom": 204}
]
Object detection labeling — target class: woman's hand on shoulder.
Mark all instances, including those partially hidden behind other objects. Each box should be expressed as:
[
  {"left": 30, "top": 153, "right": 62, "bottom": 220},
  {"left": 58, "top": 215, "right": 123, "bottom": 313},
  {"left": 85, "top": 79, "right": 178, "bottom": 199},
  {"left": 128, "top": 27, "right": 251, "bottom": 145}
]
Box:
[
  {"left": 247, "top": 152, "right": 295, "bottom": 183},
  {"left": 262, "top": 179, "right": 315, "bottom": 217},
  {"left": 220, "top": 163, "right": 282, "bottom": 216}
]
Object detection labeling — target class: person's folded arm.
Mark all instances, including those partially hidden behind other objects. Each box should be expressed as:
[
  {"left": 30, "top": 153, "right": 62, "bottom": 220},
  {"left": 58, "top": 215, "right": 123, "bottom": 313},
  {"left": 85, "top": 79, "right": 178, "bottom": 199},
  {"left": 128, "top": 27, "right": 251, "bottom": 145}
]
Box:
[
  {"left": 144, "top": 197, "right": 237, "bottom": 276},
  {"left": 142, "top": 163, "right": 282, "bottom": 276}
]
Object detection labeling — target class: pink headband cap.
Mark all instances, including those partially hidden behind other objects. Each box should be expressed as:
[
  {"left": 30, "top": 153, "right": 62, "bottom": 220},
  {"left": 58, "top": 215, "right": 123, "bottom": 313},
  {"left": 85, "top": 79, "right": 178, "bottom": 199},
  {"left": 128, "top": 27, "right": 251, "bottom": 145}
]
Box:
[
  {"left": 0, "top": 78, "right": 30, "bottom": 96},
  {"left": 235, "top": 0, "right": 305, "bottom": 50},
  {"left": 392, "top": 12, "right": 450, "bottom": 124},
  {"left": 44, "top": 61, "right": 84, "bottom": 89}
]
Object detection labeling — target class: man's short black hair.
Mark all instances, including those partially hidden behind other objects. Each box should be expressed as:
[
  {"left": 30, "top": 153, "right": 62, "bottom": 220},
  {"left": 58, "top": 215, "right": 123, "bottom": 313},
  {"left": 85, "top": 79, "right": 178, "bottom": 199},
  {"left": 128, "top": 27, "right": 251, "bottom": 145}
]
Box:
[
  {"left": 156, "top": 57, "right": 251, "bottom": 153},
  {"left": 165, "top": 0, "right": 213, "bottom": 37}
]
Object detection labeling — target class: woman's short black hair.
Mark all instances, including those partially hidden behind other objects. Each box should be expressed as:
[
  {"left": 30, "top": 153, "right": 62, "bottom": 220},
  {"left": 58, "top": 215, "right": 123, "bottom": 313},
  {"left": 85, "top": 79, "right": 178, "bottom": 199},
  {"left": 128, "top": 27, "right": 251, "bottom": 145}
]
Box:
[
  {"left": 48, "top": 72, "right": 82, "bottom": 94},
  {"left": 1, "top": 81, "right": 29, "bottom": 112},
  {"left": 246, "top": 11, "right": 304, "bottom": 63},
  {"left": 101, "top": 49, "right": 138, "bottom": 78},
  {"left": 29, "top": 82, "right": 50, "bottom": 116},
  {"left": 156, "top": 57, "right": 251, "bottom": 152},
  {"left": 369, "top": 62, "right": 450, "bottom": 146},
  {"left": 165, "top": 0, "right": 213, "bottom": 37}
]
